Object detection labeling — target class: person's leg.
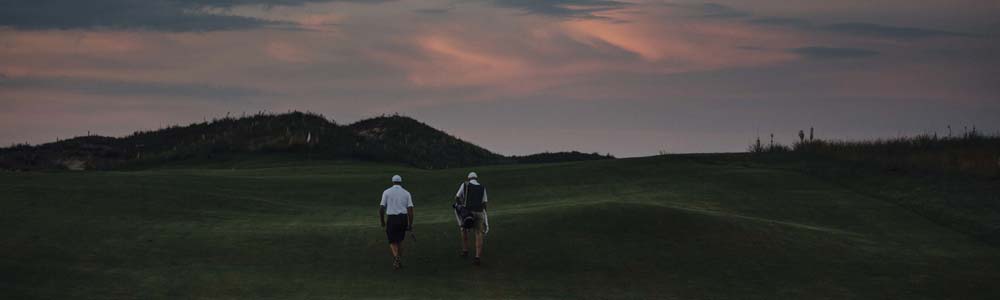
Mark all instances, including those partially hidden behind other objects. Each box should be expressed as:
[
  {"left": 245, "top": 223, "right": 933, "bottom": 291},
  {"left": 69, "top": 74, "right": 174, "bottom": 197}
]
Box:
[
  {"left": 390, "top": 242, "right": 402, "bottom": 269},
  {"left": 473, "top": 211, "right": 485, "bottom": 258},
  {"left": 388, "top": 215, "right": 405, "bottom": 269},
  {"left": 390, "top": 243, "right": 400, "bottom": 257},
  {"left": 460, "top": 228, "right": 469, "bottom": 255},
  {"left": 472, "top": 231, "right": 483, "bottom": 266},
  {"left": 469, "top": 211, "right": 485, "bottom": 265},
  {"left": 475, "top": 231, "right": 484, "bottom": 258}
]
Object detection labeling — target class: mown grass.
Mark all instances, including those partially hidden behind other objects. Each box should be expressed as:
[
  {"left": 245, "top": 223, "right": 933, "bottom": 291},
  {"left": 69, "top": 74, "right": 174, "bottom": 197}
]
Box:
[{"left": 2, "top": 155, "right": 999, "bottom": 299}]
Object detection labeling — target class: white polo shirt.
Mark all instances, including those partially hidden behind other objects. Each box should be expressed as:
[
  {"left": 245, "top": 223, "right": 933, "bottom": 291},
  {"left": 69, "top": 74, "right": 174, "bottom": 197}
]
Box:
[
  {"left": 456, "top": 180, "right": 487, "bottom": 203},
  {"left": 380, "top": 185, "right": 413, "bottom": 215}
]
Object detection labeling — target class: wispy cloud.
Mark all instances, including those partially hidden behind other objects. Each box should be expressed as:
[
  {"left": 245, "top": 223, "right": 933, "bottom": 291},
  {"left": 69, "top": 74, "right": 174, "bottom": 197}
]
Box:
[
  {"left": 824, "top": 22, "right": 973, "bottom": 39},
  {"left": 0, "top": 75, "right": 266, "bottom": 100},
  {"left": 413, "top": 3, "right": 456, "bottom": 15},
  {"left": 696, "top": 3, "right": 751, "bottom": 18},
  {"left": 748, "top": 17, "right": 812, "bottom": 28},
  {"left": 660, "top": 2, "right": 751, "bottom": 19},
  {"left": 748, "top": 17, "right": 972, "bottom": 39},
  {"left": 655, "top": 2, "right": 973, "bottom": 41},
  {"left": 791, "top": 47, "right": 879, "bottom": 60}
]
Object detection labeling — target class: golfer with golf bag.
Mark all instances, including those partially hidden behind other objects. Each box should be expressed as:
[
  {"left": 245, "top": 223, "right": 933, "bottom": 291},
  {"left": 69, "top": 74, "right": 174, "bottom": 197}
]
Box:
[
  {"left": 379, "top": 175, "right": 414, "bottom": 270},
  {"left": 454, "top": 172, "right": 489, "bottom": 266}
]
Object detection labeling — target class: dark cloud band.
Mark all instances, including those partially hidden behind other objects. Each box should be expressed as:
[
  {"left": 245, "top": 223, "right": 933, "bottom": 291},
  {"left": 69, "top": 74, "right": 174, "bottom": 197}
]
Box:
[
  {"left": 1, "top": 75, "right": 267, "bottom": 100},
  {"left": 749, "top": 17, "right": 972, "bottom": 39},
  {"left": 661, "top": 2, "right": 751, "bottom": 19},
  {"left": 824, "top": 22, "right": 972, "bottom": 39},
  {"left": 0, "top": 0, "right": 384, "bottom": 31},
  {"left": 491, "top": 0, "right": 629, "bottom": 19},
  {"left": 791, "top": 47, "right": 880, "bottom": 60}
]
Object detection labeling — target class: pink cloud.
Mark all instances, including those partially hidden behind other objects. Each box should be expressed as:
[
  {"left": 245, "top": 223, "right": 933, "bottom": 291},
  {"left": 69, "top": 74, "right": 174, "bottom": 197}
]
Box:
[
  {"left": 363, "top": 2, "right": 803, "bottom": 100},
  {"left": 297, "top": 12, "right": 344, "bottom": 32},
  {"left": 406, "top": 35, "right": 530, "bottom": 87},
  {"left": 561, "top": 5, "right": 800, "bottom": 71}
]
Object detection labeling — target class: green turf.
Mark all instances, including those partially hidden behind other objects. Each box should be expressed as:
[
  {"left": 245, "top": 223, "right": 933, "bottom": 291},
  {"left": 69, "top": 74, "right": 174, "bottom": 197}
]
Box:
[{"left": 2, "top": 156, "right": 998, "bottom": 299}]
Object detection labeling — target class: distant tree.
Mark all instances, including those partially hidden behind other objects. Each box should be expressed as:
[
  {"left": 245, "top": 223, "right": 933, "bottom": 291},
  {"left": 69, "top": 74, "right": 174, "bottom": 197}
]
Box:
[{"left": 750, "top": 136, "right": 763, "bottom": 153}]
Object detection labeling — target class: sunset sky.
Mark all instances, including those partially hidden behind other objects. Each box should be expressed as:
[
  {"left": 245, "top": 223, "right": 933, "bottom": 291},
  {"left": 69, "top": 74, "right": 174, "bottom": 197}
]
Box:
[{"left": 1, "top": 0, "right": 998, "bottom": 156}]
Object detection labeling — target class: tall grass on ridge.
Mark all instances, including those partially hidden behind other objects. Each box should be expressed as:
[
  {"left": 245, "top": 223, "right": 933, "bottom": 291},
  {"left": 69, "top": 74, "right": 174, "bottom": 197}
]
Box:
[{"left": 793, "top": 130, "right": 1000, "bottom": 178}]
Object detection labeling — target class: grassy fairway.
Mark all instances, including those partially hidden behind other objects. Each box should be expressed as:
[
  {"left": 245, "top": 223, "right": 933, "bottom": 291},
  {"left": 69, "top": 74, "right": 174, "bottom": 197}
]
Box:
[{"left": 2, "top": 156, "right": 998, "bottom": 299}]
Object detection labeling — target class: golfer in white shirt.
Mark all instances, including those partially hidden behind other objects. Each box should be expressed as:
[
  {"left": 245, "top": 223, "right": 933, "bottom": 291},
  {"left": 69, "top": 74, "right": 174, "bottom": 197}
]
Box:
[{"left": 379, "top": 175, "right": 414, "bottom": 270}]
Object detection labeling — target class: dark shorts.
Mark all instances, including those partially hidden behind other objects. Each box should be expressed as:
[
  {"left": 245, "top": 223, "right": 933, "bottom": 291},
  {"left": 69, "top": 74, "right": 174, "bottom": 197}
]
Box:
[{"left": 386, "top": 214, "right": 408, "bottom": 244}]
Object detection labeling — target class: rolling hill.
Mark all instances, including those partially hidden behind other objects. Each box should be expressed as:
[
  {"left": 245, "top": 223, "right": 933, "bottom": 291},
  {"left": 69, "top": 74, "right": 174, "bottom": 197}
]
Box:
[{"left": 0, "top": 112, "right": 611, "bottom": 171}]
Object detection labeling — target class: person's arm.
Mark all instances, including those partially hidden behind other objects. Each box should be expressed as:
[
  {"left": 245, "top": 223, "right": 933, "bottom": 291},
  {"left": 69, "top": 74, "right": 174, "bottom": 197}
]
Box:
[
  {"left": 379, "top": 192, "right": 387, "bottom": 228},
  {"left": 406, "top": 194, "right": 414, "bottom": 230},
  {"left": 407, "top": 207, "right": 414, "bottom": 230},
  {"left": 406, "top": 193, "right": 413, "bottom": 230},
  {"left": 379, "top": 205, "right": 386, "bottom": 228},
  {"left": 482, "top": 188, "right": 488, "bottom": 210},
  {"left": 455, "top": 182, "right": 465, "bottom": 204}
]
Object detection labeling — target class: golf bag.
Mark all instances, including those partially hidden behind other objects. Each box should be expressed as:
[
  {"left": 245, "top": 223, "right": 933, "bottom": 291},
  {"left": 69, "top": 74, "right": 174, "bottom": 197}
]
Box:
[{"left": 453, "top": 203, "right": 476, "bottom": 229}]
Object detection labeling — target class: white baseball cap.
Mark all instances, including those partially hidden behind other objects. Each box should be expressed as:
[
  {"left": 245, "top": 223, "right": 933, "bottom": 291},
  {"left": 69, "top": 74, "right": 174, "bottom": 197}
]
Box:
[
  {"left": 467, "top": 172, "right": 477, "bottom": 179},
  {"left": 392, "top": 175, "right": 402, "bottom": 183}
]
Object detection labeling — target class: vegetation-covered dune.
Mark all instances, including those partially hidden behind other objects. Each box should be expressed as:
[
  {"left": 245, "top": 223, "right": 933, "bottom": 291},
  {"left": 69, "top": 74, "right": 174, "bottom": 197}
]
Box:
[{"left": 0, "top": 112, "right": 611, "bottom": 171}]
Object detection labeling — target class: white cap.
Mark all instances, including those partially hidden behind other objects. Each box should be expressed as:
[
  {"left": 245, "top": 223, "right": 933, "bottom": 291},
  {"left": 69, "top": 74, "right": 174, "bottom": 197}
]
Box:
[
  {"left": 467, "top": 172, "right": 477, "bottom": 179},
  {"left": 392, "top": 175, "right": 402, "bottom": 183}
]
